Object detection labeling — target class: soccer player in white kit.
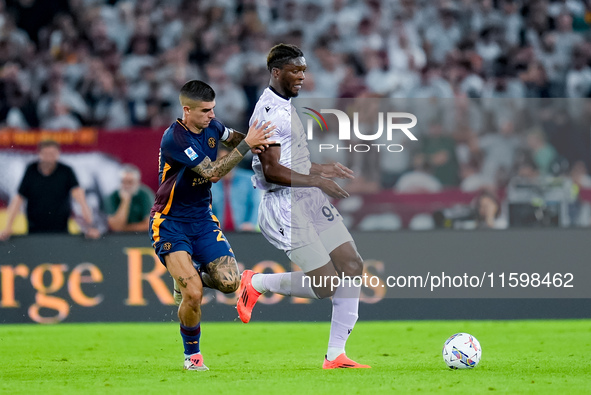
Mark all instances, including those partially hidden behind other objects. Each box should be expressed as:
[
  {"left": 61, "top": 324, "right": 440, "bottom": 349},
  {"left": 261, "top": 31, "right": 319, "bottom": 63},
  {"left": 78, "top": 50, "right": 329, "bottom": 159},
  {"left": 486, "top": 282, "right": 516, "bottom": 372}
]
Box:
[{"left": 237, "top": 44, "right": 370, "bottom": 369}]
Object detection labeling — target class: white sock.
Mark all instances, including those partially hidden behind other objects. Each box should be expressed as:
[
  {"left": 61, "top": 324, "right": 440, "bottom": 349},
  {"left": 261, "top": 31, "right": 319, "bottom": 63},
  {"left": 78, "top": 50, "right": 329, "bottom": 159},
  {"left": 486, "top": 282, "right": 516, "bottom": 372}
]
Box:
[
  {"left": 251, "top": 272, "right": 318, "bottom": 299},
  {"left": 327, "top": 281, "right": 360, "bottom": 360},
  {"left": 326, "top": 347, "right": 345, "bottom": 361},
  {"left": 250, "top": 273, "right": 267, "bottom": 293}
]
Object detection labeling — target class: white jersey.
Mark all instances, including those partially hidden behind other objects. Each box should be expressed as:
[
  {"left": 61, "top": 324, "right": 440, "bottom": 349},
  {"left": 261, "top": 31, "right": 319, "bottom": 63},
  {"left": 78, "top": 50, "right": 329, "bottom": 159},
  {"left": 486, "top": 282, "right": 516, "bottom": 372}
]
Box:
[
  {"left": 249, "top": 87, "right": 349, "bottom": 254},
  {"left": 250, "top": 87, "right": 311, "bottom": 191}
]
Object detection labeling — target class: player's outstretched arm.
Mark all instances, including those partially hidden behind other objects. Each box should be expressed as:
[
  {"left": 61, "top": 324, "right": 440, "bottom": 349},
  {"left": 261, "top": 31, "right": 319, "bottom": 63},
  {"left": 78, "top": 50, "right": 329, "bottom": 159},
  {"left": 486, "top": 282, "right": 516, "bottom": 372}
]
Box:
[
  {"left": 259, "top": 146, "right": 349, "bottom": 199},
  {"left": 221, "top": 129, "right": 245, "bottom": 149},
  {"left": 310, "top": 162, "right": 355, "bottom": 179},
  {"left": 192, "top": 120, "right": 275, "bottom": 180},
  {"left": 223, "top": 128, "right": 269, "bottom": 155}
]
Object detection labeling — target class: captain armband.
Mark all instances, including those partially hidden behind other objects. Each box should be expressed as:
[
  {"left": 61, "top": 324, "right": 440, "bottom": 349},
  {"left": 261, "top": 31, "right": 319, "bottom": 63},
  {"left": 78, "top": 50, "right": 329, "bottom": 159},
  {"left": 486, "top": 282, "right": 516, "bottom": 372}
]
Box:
[{"left": 221, "top": 127, "right": 232, "bottom": 141}]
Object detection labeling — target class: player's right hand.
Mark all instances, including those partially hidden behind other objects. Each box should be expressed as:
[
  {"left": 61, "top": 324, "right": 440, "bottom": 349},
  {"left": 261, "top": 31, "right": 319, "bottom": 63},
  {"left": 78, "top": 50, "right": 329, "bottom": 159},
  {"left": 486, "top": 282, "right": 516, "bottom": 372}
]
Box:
[
  {"left": 317, "top": 177, "right": 350, "bottom": 199},
  {"left": 245, "top": 120, "right": 276, "bottom": 149}
]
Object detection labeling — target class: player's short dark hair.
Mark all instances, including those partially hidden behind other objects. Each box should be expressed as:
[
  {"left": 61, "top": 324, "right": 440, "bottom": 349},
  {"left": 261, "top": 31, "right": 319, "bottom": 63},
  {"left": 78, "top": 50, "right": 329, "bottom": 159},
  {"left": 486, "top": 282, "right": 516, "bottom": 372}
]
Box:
[
  {"left": 38, "top": 139, "right": 60, "bottom": 151},
  {"left": 267, "top": 43, "right": 304, "bottom": 72},
  {"left": 179, "top": 80, "right": 215, "bottom": 103}
]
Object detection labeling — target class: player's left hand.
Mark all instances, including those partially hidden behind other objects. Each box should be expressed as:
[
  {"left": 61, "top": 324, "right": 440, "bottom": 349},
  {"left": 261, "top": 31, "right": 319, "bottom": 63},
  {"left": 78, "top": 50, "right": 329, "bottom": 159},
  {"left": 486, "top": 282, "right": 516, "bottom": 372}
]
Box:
[
  {"left": 320, "top": 162, "right": 355, "bottom": 179},
  {"left": 245, "top": 120, "right": 276, "bottom": 149}
]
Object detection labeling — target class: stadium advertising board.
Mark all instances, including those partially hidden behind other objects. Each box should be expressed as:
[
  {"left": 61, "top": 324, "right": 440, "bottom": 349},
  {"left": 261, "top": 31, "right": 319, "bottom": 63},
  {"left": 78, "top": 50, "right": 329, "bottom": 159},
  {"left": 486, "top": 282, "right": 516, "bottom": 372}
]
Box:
[{"left": 1, "top": 232, "right": 589, "bottom": 324}]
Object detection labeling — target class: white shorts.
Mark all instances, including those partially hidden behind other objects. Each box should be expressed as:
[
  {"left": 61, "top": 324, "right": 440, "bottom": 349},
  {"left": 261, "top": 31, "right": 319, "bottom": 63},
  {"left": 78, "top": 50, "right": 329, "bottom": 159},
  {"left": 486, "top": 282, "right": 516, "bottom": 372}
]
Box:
[{"left": 258, "top": 187, "right": 353, "bottom": 272}]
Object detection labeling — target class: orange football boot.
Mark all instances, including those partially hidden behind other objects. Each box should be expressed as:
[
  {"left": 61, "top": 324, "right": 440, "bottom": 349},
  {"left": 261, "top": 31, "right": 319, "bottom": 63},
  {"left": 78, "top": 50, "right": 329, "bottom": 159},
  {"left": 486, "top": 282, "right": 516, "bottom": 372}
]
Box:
[
  {"left": 322, "top": 353, "right": 371, "bottom": 369},
  {"left": 237, "top": 270, "right": 262, "bottom": 323}
]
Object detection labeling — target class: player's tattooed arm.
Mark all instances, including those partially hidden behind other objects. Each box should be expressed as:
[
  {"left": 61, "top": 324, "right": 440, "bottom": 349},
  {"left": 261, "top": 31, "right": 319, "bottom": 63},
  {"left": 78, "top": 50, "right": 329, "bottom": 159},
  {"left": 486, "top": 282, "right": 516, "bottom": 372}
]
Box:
[
  {"left": 206, "top": 256, "right": 240, "bottom": 293},
  {"left": 221, "top": 129, "right": 246, "bottom": 149},
  {"left": 191, "top": 120, "right": 275, "bottom": 180},
  {"left": 191, "top": 147, "right": 248, "bottom": 180}
]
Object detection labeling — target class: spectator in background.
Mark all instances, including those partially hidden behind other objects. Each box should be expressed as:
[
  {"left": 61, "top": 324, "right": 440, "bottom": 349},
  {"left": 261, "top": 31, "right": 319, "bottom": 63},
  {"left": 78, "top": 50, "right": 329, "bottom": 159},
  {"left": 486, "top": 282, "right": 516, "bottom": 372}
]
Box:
[
  {"left": 525, "top": 128, "right": 558, "bottom": 174},
  {"left": 520, "top": 60, "right": 552, "bottom": 97},
  {"left": 566, "top": 45, "right": 591, "bottom": 98},
  {"left": 41, "top": 101, "right": 81, "bottom": 130},
  {"left": 570, "top": 160, "right": 591, "bottom": 189},
  {"left": 408, "top": 64, "right": 454, "bottom": 98},
  {"left": 37, "top": 67, "right": 89, "bottom": 124},
  {"left": 424, "top": 4, "right": 462, "bottom": 64},
  {"left": 205, "top": 62, "right": 247, "bottom": 129},
  {"left": 387, "top": 14, "right": 426, "bottom": 73},
  {"left": 512, "top": 154, "right": 540, "bottom": 181},
  {"left": 473, "top": 190, "right": 507, "bottom": 229},
  {"left": 312, "top": 43, "right": 347, "bottom": 98},
  {"left": 0, "top": 140, "right": 99, "bottom": 240},
  {"left": 554, "top": 12, "right": 583, "bottom": 59},
  {"left": 476, "top": 27, "right": 503, "bottom": 74},
  {"left": 535, "top": 32, "right": 568, "bottom": 96},
  {"left": 120, "top": 35, "right": 155, "bottom": 84},
  {"left": 0, "top": 63, "right": 39, "bottom": 128},
  {"left": 395, "top": 152, "right": 443, "bottom": 193},
  {"left": 500, "top": 0, "right": 523, "bottom": 47},
  {"left": 460, "top": 158, "right": 495, "bottom": 193},
  {"left": 568, "top": 160, "right": 591, "bottom": 226},
  {"left": 420, "top": 121, "right": 460, "bottom": 187},
  {"left": 478, "top": 117, "right": 522, "bottom": 186},
  {"left": 211, "top": 147, "right": 261, "bottom": 232},
  {"left": 105, "top": 164, "right": 154, "bottom": 233}
]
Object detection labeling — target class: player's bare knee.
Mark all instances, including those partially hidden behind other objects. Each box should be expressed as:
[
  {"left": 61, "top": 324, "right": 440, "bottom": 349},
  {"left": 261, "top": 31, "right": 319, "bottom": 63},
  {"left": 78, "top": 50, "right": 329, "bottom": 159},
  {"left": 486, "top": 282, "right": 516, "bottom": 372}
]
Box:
[
  {"left": 182, "top": 287, "right": 203, "bottom": 310},
  {"left": 341, "top": 255, "right": 363, "bottom": 277}
]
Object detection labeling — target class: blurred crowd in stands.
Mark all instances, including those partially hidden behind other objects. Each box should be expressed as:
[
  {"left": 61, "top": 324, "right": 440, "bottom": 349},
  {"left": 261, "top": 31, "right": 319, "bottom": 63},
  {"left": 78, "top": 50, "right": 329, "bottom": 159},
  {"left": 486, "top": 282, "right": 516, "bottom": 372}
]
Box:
[{"left": 2, "top": 0, "right": 591, "bottom": 231}]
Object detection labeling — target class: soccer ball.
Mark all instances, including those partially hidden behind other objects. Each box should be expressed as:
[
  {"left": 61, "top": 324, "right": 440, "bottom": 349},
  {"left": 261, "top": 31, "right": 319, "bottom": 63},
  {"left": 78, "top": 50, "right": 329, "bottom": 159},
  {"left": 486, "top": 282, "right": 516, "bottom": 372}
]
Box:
[{"left": 442, "top": 333, "right": 482, "bottom": 369}]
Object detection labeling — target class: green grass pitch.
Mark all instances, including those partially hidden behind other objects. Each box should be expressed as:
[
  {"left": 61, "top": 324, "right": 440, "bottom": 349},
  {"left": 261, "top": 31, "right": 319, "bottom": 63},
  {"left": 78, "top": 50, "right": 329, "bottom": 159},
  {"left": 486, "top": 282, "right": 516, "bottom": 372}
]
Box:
[{"left": 1, "top": 320, "right": 590, "bottom": 394}]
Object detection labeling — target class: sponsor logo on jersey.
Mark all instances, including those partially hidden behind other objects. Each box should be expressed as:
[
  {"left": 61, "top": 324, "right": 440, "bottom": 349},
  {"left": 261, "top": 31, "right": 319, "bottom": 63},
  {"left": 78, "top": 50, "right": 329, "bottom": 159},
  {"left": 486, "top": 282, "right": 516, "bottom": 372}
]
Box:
[
  {"left": 184, "top": 147, "right": 198, "bottom": 161},
  {"left": 192, "top": 177, "right": 208, "bottom": 186}
]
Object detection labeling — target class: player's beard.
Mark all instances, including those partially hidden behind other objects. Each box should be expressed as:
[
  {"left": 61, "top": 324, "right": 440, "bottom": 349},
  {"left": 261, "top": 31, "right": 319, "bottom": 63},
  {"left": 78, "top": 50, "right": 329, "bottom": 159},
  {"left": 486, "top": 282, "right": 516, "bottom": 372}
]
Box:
[{"left": 286, "top": 85, "right": 301, "bottom": 98}]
